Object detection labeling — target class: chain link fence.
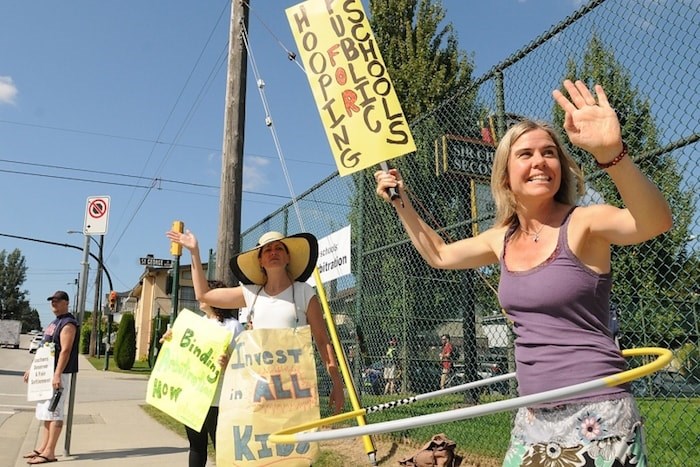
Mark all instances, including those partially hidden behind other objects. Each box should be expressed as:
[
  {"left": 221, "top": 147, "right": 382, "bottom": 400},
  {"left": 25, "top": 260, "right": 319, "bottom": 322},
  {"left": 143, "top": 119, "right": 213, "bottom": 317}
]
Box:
[{"left": 242, "top": 0, "right": 699, "bottom": 464}]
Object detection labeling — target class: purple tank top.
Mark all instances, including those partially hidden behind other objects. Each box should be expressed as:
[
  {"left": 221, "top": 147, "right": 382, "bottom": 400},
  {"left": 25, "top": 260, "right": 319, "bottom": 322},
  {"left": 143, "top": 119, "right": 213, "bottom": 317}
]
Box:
[{"left": 498, "top": 207, "right": 628, "bottom": 404}]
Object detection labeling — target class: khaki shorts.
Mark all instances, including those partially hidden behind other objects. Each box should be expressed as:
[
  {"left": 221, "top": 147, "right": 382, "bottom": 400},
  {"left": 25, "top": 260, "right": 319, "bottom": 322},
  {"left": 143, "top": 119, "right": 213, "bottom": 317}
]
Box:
[
  {"left": 383, "top": 365, "right": 396, "bottom": 379},
  {"left": 35, "top": 373, "right": 71, "bottom": 421}
]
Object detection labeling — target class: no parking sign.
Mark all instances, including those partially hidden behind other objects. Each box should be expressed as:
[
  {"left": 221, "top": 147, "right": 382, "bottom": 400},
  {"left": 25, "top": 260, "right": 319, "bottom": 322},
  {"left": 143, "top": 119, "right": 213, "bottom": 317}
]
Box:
[{"left": 84, "top": 195, "right": 111, "bottom": 235}]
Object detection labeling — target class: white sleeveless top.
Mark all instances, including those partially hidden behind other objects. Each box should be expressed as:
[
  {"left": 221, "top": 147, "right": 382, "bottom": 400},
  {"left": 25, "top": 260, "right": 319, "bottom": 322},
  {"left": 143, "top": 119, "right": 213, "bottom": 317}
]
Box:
[{"left": 239, "top": 282, "right": 315, "bottom": 329}]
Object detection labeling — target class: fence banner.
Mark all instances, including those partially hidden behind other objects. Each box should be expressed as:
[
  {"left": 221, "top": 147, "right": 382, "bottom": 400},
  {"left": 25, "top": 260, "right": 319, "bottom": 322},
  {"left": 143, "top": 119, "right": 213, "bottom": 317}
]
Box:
[
  {"left": 286, "top": 0, "right": 416, "bottom": 176},
  {"left": 307, "top": 224, "right": 352, "bottom": 285},
  {"left": 146, "top": 308, "right": 232, "bottom": 431},
  {"left": 216, "top": 326, "right": 320, "bottom": 467},
  {"left": 27, "top": 345, "right": 54, "bottom": 402}
]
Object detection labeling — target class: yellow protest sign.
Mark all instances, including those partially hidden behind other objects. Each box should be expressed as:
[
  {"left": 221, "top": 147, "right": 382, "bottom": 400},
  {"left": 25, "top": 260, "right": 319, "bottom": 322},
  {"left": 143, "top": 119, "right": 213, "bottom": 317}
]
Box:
[
  {"left": 216, "top": 326, "right": 320, "bottom": 467},
  {"left": 146, "top": 309, "right": 232, "bottom": 431},
  {"left": 286, "top": 0, "right": 416, "bottom": 176}
]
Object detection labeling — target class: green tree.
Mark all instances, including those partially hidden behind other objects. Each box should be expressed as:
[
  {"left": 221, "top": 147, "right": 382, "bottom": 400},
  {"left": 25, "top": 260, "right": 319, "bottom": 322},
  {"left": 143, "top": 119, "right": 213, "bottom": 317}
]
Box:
[
  {"left": 21, "top": 307, "right": 42, "bottom": 333},
  {"left": 114, "top": 313, "right": 136, "bottom": 370},
  {"left": 349, "top": 0, "right": 483, "bottom": 394},
  {"left": 369, "top": 0, "right": 473, "bottom": 120},
  {"left": 556, "top": 34, "right": 697, "bottom": 347},
  {"left": 0, "top": 249, "right": 36, "bottom": 329}
]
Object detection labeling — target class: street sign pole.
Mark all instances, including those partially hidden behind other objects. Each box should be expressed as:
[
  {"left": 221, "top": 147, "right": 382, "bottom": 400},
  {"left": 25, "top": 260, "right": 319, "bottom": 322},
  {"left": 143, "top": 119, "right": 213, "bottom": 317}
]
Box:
[
  {"left": 169, "top": 261, "right": 181, "bottom": 326},
  {"left": 169, "top": 221, "right": 184, "bottom": 325},
  {"left": 64, "top": 233, "right": 91, "bottom": 456}
]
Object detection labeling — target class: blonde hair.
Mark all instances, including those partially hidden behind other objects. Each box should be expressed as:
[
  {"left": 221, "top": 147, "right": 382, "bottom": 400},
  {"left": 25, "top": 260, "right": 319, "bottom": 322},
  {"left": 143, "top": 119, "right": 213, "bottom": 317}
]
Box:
[{"left": 490, "top": 120, "right": 584, "bottom": 228}]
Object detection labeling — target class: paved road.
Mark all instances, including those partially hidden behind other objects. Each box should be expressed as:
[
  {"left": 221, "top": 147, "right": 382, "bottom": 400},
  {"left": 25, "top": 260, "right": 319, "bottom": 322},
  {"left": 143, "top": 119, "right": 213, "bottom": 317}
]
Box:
[{"left": 0, "top": 334, "right": 190, "bottom": 466}]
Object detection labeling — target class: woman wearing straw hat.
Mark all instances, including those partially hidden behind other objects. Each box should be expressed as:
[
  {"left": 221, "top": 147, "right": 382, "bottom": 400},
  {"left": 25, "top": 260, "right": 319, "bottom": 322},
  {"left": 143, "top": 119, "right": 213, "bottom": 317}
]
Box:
[{"left": 165, "top": 228, "right": 345, "bottom": 415}]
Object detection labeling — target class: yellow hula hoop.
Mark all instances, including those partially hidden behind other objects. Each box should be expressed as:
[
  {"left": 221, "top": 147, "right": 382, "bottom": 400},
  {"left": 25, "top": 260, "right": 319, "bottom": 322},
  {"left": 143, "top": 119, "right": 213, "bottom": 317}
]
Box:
[{"left": 269, "top": 347, "right": 671, "bottom": 445}]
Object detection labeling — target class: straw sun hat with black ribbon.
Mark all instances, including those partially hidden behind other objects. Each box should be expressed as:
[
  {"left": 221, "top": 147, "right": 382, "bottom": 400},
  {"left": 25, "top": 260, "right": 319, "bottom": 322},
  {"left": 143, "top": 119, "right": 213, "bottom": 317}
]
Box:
[{"left": 230, "top": 231, "right": 319, "bottom": 285}]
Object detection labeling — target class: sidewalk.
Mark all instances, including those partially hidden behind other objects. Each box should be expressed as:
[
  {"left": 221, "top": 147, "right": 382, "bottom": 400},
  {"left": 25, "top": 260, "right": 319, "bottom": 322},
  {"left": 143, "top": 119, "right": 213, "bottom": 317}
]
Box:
[{"left": 13, "top": 355, "right": 192, "bottom": 466}]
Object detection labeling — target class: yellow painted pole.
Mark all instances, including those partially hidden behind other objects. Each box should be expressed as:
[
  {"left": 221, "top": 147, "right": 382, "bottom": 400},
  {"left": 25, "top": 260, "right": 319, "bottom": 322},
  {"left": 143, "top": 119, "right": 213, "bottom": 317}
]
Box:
[
  {"left": 470, "top": 178, "right": 479, "bottom": 237},
  {"left": 312, "top": 268, "right": 377, "bottom": 462}
]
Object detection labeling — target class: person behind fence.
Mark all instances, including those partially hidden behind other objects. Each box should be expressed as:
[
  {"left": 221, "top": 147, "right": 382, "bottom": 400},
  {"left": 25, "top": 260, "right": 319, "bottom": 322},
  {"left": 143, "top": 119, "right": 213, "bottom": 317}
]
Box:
[
  {"left": 439, "top": 334, "right": 454, "bottom": 390},
  {"left": 159, "top": 279, "right": 243, "bottom": 467},
  {"left": 23, "top": 290, "right": 79, "bottom": 465},
  {"left": 374, "top": 79, "right": 672, "bottom": 466},
  {"left": 383, "top": 337, "right": 399, "bottom": 394},
  {"left": 165, "top": 228, "right": 345, "bottom": 418}
]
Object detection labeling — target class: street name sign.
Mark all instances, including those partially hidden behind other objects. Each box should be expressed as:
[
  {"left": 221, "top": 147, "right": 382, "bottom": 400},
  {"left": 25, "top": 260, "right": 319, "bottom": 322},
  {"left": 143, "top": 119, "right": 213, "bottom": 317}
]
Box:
[{"left": 139, "top": 257, "right": 173, "bottom": 268}]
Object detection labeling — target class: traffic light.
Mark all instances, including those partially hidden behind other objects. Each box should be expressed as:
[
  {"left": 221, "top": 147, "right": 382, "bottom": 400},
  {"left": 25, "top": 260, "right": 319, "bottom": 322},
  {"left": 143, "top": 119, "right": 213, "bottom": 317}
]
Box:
[
  {"left": 170, "top": 220, "right": 184, "bottom": 256},
  {"left": 109, "top": 291, "right": 117, "bottom": 311}
]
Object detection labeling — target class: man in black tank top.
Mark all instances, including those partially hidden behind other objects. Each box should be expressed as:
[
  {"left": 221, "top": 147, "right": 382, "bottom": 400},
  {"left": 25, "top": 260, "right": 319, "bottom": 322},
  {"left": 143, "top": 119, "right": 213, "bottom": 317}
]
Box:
[{"left": 23, "top": 290, "right": 79, "bottom": 464}]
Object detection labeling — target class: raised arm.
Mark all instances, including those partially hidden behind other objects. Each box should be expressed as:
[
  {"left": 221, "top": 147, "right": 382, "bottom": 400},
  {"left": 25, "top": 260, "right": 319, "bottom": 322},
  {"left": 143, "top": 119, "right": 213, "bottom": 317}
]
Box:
[
  {"left": 553, "top": 80, "right": 673, "bottom": 245},
  {"left": 374, "top": 168, "right": 500, "bottom": 269},
  {"left": 165, "top": 229, "right": 246, "bottom": 309}
]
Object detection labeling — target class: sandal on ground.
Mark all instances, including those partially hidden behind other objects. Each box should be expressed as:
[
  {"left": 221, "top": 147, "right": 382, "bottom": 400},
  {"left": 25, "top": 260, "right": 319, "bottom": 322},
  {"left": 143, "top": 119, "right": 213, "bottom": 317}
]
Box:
[
  {"left": 27, "top": 455, "right": 58, "bottom": 464},
  {"left": 23, "top": 450, "right": 41, "bottom": 459}
]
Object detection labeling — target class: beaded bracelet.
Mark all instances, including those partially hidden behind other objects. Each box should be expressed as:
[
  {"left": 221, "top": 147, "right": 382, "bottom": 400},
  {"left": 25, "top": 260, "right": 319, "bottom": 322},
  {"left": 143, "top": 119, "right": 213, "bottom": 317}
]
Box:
[{"left": 596, "top": 143, "right": 627, "bottom": 169}]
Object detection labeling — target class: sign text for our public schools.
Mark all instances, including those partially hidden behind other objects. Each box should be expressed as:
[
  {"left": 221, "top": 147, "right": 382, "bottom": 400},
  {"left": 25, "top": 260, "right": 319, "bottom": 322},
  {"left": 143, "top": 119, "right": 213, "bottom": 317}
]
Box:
[{"left": 286, "top": 0, "right": 415, "bottom": 175}]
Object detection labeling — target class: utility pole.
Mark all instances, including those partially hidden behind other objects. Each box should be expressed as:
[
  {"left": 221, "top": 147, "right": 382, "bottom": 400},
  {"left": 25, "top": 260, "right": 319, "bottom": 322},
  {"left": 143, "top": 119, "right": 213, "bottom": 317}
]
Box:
[
  {"left": 216, "top": 0, "right": 249, "bottom": 285},
  {"left": 90, "top": 235, "right": 104, "bottom": 357}
]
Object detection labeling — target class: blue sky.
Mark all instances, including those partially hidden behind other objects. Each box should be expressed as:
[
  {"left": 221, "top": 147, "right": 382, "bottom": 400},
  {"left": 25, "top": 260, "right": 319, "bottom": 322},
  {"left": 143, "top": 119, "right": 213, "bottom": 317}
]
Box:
[{"left": 0, "top": 0, "right": 583, "bottom": 327}]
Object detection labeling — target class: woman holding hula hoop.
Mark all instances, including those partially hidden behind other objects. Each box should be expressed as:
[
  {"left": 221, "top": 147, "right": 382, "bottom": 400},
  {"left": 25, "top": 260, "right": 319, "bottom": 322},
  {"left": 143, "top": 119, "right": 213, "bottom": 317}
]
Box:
[{"left": 375, "top": 79, "right": 672, "bottom": 466}]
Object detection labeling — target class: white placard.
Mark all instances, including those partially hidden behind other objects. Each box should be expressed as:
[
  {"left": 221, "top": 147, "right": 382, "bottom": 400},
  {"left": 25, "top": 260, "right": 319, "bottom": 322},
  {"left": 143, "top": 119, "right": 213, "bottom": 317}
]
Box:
[
  {"left": 307, "top": 225, "right": 351, "bottom": 285},
  {"left": 27, "top": 346, "right": 54, "bottom": 402}
]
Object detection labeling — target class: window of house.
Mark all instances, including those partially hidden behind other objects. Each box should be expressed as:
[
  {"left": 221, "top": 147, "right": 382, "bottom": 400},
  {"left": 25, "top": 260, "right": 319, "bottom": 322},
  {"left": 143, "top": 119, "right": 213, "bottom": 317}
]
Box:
[{"left": 179, "top": 286, "right": 200, "bottom": 315}]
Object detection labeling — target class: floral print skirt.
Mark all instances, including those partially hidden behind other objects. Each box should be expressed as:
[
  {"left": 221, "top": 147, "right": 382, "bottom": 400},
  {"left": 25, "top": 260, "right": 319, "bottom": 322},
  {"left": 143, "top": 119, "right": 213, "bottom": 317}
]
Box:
[{"left": 502, "top": 395, "right": 646, "bottom": 467}]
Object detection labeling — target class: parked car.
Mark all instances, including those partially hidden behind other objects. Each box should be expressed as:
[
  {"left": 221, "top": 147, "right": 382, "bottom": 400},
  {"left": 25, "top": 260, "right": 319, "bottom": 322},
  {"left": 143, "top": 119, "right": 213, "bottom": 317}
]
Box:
[
  {"left": 443, "top": 362, "right": 510, "bottom": 395},
  {"left": 28, "top": 335, "right": 43, "bottom": 353},
  {"left": 651, "top": 370, "right": 700, "bottom": 397},
  {"left": 361, "top": 359, "right": 439, "bottom": 395}
]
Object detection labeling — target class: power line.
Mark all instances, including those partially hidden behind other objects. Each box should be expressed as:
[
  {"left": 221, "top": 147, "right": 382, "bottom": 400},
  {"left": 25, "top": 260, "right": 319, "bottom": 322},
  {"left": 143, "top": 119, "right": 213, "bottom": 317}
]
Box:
[
  {"left": 0, "top": 163, "right": 306, "bottom": 202},
  {"left": 0, "top": 232, "right": 114, "bottom": 292},
  {"left": 0, "top": 157, "right": 219, "bottom": 189},
  {"left": 0, "top": 119, "right": 218, "bottom": 152},
  {"left": 0, "top": 119, "right": 335, "bottom": 167},
  {"left": 103, "top": 2, "right": 231, "bottom": 258}
]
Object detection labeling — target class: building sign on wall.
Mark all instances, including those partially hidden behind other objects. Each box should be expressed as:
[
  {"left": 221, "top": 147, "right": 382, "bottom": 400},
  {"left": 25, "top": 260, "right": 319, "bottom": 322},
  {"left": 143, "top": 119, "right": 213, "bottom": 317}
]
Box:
[{"left": 435, "top": 135, "right": 495, "bottom": 179}]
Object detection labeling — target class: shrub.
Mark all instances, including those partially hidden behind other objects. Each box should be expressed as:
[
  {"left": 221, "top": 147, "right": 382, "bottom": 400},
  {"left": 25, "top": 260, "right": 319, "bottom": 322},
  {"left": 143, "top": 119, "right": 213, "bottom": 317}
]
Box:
[
  {"left": 79, "top": 324, "right": 91, "bottom": 354},
  {"left": 676, "top": 343, "right": 699, "bottom": 379},
  {"left": 148, "top": 316, "right": 170, "bottom": 368},
  {"left": 114, "top": 313, "right": 136, "bottom": 370}
]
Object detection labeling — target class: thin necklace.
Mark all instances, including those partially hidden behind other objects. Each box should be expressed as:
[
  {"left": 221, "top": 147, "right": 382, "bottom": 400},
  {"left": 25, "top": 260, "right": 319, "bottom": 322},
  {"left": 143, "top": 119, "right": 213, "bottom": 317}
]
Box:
[{"left": 520, "top": 211, "right": 553, "bottom": 243}]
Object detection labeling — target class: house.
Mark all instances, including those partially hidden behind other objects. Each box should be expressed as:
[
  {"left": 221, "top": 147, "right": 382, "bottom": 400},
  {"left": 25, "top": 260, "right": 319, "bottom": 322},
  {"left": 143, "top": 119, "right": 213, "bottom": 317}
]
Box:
[{"left": 126, "top": 261, "right": 209, "bottom": 360}]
